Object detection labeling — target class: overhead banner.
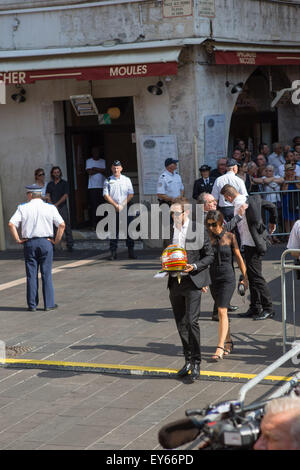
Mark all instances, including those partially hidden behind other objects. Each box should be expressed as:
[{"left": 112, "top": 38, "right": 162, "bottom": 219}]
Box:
[
  {"left": 215, "top": 51, "right": 300, "bottom": 65},
  {"left": 0, "top": 62, "right": 178, "bottom": 85}
]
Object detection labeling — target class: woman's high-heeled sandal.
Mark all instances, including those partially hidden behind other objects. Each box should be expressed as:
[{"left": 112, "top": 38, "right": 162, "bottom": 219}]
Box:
[
  {"left": 224, "top": 340, "right": 234, "bottom": 355},
  {"left": 211, "top": 346, "right": 226, "bottom": 362}
]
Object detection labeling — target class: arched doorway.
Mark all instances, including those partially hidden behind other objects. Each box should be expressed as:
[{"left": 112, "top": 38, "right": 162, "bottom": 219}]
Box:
[{"left": 228, "top": 67, "right": 291, "bottom": 157}]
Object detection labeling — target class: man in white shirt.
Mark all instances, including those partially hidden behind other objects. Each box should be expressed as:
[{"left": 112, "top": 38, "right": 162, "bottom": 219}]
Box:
[
  {"left": 221, "top": 184, "right": 276, "bottom": 320},
  {"left": 86, "top": 146, "right": 106, "bottom": 230},
  {"left": 103, "top": 160, "right": 136, "bottom": 260},
  {"left": 211, "top": 159, "right": 248, "bottom": 222},
  {"left": 268, "top": 142, "right": 285, "bottom": 176},
  {"left": 8, "top": 184, "right": 65, "bottom": 312},
  {"left": 157, "top": 158, "right": 184, "bottom": 205}
]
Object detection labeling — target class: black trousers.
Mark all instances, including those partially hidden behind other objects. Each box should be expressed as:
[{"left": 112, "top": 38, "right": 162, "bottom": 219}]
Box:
[
  {"left": 56, "top": 205, "right": 74, "bottom": 249},
  {"left": 110, "top": 210, "right": 134, "bottom": 251},
  {"left": 169, "top": 276, "right": 202, "bottom": 363},
  {"left": 244, "top": 245, "right": 273, "bottom": 313},
  {"left": 88, "top": 188, "right": 105, "bottom": 229}
]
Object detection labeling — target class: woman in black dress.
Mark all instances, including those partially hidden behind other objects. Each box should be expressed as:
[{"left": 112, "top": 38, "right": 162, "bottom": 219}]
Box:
[{"left": 206, "top": 210, "right": 248, "bottom": 361}]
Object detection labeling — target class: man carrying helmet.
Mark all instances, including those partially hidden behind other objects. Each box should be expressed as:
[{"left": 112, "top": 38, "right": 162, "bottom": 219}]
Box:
[{"left": 167, "top": 196, "right": 214, "bottom": 382}]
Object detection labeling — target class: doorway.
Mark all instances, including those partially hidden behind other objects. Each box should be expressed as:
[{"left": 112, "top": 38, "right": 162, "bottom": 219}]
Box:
[{"left": 64, "top": 96, "right": 138, "bottom": 229}]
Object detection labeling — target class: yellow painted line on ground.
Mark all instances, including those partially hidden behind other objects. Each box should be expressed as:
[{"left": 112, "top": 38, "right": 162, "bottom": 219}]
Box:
[{"left": 2, "top": 358, "right": 293, "bottom": 384}]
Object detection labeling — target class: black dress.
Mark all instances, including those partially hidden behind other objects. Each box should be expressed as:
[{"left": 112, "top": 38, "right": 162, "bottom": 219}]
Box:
[{"left": 209, "top": 231, "right": 237, "bottom": 309}]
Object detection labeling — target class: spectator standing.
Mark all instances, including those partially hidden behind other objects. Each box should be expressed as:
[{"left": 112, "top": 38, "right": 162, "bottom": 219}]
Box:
[
  {"left": 8, "top": 184, "right": 65, "bottom": 311},
  {"left": 220, "top": 184, "right": 277, "bottom": 321},
  {"left": 255, "top": 154, "right": 267, "bottom": 176},
  {"left": 192, "top": 165, "right": 215, "bottom": 200},
  {"left": 268, "top": 143, "right": 285, "bottom": 175},
  {"left": 85, "top": 146, "right": 106, "bottom": 230},
  {"left": 46, "top": 166, "right": 74, "bottom": 252},
  {"left": 232, "top": 148, "right": 243, "bottom": 165},
  {"left": 258, "top": 143, "right": 270, "bottom": 162},
  {"left": 34, "top": 168, "right": 48, "bottom": 200},
  {"left": 278, "top": 151, "right": 299, "bottom": 177},
  {"left": 103, "top": 160, "right": 136, "bottom": 260},
  {"left": 210, "top": 158, "right": 227, "bottom": 179},
  {"left": 237, "top": 161, "right": 251, "bottom": 191},
  {"left": 211, "top": 159, "right": 248, "bottom": 222},
  {"left": 281, "top": 164, "right": 300, "bottom": 234}
]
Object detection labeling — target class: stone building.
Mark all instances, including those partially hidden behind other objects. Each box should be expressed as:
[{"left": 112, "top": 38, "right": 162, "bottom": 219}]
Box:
[{"left": 0, "top": 0, "right": 300, "bottom": 248}]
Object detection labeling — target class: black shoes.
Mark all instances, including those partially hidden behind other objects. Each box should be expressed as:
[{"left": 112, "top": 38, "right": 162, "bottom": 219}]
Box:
[
  {"left": 44, "top": 304, "right": 58, "bottom": 311},
  {"left": 238, "top": 309, "right": 260, "bottom": 318},
  {"left": 177, "top": 362, "right": 192, "bottom": 377},
  {"left": 190, "top": 363, "right": 201, "bottom": 381},
  {"left": 177, "top": 362, "right": 200, "bottom": 381},
  {"left": 253, "top": 311, "right": 275, "bottom": 321}
]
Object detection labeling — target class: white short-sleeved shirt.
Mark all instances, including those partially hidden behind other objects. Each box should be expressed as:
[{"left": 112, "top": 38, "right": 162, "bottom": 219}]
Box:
[
  {"left": 156, "top": 170, "right": 184, "bottom": 199},
  {"left": 103, "top": 174, "right": 134, "bottom": 205},
  {"left": 268, "top": 153, "right": 285, "bottom": 175},
  {"left": 287, "top": 220, "right": 300, "bottom": 257},
  {"left": 233, "top": 194, "right": 255, "bottom": 247},
  {"left": 211, "top": 171, "right": 248, "bottom": 207},
  {"left": 9, "top": 198, "right": 64, "bottom": 239},
  {"left": 86, "top": 158, "right": 106, "bottom": 189}
]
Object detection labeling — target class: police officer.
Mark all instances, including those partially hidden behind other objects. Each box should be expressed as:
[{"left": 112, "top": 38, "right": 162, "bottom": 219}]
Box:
[
  {"left": 157, "top": 158, "right": 184, "bottom": 205},
  {"left": 192, "top": 165, "right": 215, "bottom": 200},
  {"left": 103, "top": 160, "right": 136, "bottom": 260},
  {"left": 8, "top": 184, "right": 65, "bottom": 311},
  {"left": 157, "top": 158, "right": 184, "bottom": 247}
]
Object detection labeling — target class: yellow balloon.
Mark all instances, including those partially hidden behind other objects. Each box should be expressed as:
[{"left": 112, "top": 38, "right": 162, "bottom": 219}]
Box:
[{"left": 107, "top": 107, "right": 121, "bottom": 119}]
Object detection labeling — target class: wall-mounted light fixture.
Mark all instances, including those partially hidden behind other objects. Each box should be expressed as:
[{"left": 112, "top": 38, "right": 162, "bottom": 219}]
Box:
[
  {"left": 11, "top": 87, "right": 26, "bottom": 103},
  {"left": 147, "top": 81, "right": 164, "bottom": 96},
  {"left": 225, "top": 81, "right": 244, "bottom": 94}
]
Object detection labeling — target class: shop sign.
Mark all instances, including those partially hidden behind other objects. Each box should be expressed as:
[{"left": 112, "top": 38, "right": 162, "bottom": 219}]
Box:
[
  {"left": 215, "top": 51, "right": 300, "bottom": 65},
  {"left": 0, "top": 62, "right": 178, "bottom": 84}
]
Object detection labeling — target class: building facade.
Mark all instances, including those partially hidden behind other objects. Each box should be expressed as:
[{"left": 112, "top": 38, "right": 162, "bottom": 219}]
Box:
[{"left": 1, "top": 0, "right": 300, "bottom": 248}]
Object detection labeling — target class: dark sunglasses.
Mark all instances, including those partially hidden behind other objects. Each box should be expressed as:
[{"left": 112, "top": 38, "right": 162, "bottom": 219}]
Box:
[
  {"left": 207, "top": 222, "right": 218, "bottom": 228},
  {"left": 171, "top": 211, "right": 184, "bottom": 217},
  {"left": 37, "top": 173, "right": 45, "bottom": 176}
]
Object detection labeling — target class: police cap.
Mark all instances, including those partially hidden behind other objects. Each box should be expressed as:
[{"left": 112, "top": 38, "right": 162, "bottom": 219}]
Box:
[
  {"left": 25, "top": 184, "right": 43, "bottom": 193},
  {"left": 199, "top": 164, "right": 211, "bottom": 172},
  {"left": 112, "top": 160, "right": 122, "bottom": 166},
  {"left": 165, "top": 158, "right": 178, "bottom": 167}
]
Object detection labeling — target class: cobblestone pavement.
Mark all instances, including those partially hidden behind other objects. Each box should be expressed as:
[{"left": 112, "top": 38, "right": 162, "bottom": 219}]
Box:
[{"left": 0, "top": 244, "right": 298, "bottom": 450}]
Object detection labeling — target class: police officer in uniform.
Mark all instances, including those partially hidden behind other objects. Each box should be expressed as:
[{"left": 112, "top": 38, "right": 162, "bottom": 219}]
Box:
[
  {"left": 8, "top": 184, "right": 65, "bottom": 311},
  {"left": 157, "top": 158, "right": 184, "bottom": 247},
  {"left": 103, "top": 160, "right": 136, "bottom": 260},
  {"left": 192, "top": 165, "right": 215, "bottom": 200}
]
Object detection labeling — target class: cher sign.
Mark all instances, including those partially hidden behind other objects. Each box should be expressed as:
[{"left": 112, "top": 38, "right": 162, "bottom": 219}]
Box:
[{"left": 0, "top": 62, "right": 178, "bottom": 85}]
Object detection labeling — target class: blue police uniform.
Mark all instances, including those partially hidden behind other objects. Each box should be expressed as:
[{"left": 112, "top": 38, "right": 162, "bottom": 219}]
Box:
[{"left": 9, "top": 185, "right": 64, "bottom": 311}]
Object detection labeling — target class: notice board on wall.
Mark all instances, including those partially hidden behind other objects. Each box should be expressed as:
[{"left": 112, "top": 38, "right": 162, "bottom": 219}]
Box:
[
  {"left": 204, "top": 114, "right": 226, "bottom": 168},
  {"left": 139, "top": 135, "right": 178, "bottom": 195}
]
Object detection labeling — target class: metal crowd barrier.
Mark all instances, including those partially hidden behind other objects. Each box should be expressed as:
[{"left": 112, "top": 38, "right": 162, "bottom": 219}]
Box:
[
  {"left": 281, "top": 249, "right": 300, "bottom": 353},
  {"left": 250, "top": 182, "right": 300, "bottom": 238}
]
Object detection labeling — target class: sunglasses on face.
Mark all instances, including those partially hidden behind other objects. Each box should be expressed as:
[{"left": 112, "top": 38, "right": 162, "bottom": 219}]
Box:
[
  {"left": 172, "top": 211, "right": 184, "bottom": 217},
  {"left": 207, "top": 222, "right": 218, "bottom": 228},
  {"left": 37, "top": 173, "right": 45, "bottom": 176}
]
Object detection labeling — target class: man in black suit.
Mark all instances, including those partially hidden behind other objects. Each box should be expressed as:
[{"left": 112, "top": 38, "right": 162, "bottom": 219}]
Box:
[
  {"left": 220, "top": 185, "right": 277, "bottom": 320},
  {"left": 167, "top": 197, "right": 214, "bottom": 381},
  {"left": 192, "top": 165, "right": 215, "bottom": 200}
]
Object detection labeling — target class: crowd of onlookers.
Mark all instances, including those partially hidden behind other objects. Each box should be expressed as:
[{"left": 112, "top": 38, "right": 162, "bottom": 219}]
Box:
[{"left": 193, "top": 136, "right": 300, "bottom": 242}]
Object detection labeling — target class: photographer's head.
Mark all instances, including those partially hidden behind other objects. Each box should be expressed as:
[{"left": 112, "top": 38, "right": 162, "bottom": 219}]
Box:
[{"left": 254, "top": 397, "right": 300, "bottom": 450}]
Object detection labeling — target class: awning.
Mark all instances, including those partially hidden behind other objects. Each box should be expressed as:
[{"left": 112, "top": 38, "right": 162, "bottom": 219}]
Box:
[
  {"left": 0, "top": 43, "right": 183, "bottom": 84},
  {"left": 212, "top": 41, "right": 300, "bottom": 65}
]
